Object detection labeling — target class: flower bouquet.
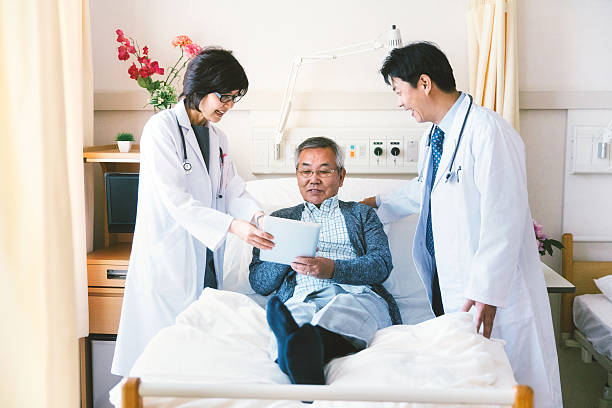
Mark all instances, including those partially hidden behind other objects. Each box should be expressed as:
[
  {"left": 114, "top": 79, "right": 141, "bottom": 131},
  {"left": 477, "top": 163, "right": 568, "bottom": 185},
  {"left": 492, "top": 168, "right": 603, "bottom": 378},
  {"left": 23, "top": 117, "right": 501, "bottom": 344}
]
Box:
[
  {"left": 533, "top": 219, "right": 564, "bottom": 256},
  {"left": 115, "top": 29, "right": 202, "bottom": 110}
]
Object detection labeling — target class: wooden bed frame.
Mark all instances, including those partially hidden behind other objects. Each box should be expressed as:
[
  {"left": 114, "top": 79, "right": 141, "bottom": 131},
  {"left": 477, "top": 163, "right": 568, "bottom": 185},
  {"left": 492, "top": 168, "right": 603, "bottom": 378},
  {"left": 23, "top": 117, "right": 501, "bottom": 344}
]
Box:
[
  {"left": 561, "top": 233, "right": 612, "bottom": 407},
  {"left": 121, "top": 377, "right": 534, "bottom": 407}
]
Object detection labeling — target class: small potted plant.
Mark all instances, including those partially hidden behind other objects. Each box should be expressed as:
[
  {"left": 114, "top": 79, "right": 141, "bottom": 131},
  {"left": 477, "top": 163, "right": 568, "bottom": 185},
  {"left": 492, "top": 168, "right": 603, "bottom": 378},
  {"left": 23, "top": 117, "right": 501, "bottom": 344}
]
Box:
[{"left": 116, "top": 132, "right": 135, "bottom": 153}]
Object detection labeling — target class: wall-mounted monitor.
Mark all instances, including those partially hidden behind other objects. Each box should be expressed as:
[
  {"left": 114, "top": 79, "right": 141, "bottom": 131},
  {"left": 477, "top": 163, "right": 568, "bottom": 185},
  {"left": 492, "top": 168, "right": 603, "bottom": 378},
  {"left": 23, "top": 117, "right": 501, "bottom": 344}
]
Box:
[{"left": 104, "top": 173, "right": 139, "bottom": 233}]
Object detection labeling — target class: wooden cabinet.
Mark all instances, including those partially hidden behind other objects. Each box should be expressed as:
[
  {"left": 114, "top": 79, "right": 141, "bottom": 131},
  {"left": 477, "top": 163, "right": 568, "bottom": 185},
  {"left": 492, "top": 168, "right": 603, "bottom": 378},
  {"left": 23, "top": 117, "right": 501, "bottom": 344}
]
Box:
[
  {"left": 87, "top": 243, "right": 131, "bottom": 334},
  {"left": 82, "top": 145, "right": 140, "bottom": 407},
  {"left": 83, "top": 145, "right": 139, "bottom": 335}
]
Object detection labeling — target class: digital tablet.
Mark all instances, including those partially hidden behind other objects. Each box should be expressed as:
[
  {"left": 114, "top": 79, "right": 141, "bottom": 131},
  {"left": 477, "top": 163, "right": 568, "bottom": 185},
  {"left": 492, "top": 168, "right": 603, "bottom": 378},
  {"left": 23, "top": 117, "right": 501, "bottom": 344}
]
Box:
[{"left": 259, "top": 215, "right": 321, "bottom": 265}]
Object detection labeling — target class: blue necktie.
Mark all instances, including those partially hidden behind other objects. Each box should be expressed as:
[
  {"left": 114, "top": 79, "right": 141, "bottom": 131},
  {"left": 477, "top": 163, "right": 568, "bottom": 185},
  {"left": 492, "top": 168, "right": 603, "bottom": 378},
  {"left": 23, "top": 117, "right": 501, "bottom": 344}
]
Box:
[{"left": 426, "top": 126, "right": 445, "bottom": 258}]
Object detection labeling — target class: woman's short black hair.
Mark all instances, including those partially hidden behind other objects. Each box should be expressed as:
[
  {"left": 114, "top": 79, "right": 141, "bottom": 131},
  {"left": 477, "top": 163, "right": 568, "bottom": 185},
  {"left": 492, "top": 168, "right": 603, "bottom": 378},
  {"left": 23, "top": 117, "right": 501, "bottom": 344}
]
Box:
[
  {"left": 380, "top": 42, "right": 456, "bottom": 93},
  {"left": 180, "top": 47, "right": 249, "bottom": 111}
]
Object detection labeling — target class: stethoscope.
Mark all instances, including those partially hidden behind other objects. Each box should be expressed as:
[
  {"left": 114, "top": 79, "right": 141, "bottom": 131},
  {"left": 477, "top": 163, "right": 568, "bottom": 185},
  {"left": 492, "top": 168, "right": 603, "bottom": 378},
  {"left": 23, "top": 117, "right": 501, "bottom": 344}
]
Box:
[
  {"left": 418, "top": 94, "right": 473, "bottom": 184},
  {"left": 173, "top": 113, "right": 226, "bottom": 198}
]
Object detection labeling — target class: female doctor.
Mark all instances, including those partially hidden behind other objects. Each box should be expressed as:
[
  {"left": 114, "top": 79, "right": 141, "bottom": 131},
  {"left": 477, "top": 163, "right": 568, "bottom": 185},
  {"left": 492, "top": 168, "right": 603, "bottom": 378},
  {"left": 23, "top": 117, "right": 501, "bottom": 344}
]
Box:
[
  {"left": 112, "top": 48, "right": 274, "bottom": 376},
  {"left": 361, "top": 43, "right": 561, "bottom": 408}
]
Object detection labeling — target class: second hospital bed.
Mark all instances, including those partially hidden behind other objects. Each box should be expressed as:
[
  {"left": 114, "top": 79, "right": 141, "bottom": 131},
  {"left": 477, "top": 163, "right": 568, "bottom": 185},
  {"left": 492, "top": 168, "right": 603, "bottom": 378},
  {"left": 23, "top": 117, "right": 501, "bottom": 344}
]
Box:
[{"left": 110, "top": 178, "right": 533, "bottom": 407}]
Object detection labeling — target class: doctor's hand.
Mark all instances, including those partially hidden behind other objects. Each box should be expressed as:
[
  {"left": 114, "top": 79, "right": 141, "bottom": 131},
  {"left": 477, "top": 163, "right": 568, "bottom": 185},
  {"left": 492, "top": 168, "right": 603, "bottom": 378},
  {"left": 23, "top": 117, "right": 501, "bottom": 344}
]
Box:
[
  {"left": 229, "top": 218, "right": 275, "bottom": 251},
  {"left": 291, "top": 256, "right": 334, "bottom": 280},
  {"left": 462, "top": 299, "right": 497, "bottom": 339},
  {"left": 359, "top": 196, "right": 378, "bottom": 208}
]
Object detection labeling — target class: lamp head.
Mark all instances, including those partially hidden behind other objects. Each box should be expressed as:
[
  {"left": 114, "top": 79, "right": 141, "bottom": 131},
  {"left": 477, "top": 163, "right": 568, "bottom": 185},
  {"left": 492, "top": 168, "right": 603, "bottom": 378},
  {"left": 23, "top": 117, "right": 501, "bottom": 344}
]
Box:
[{"left": 386, "top": 25, "right": 403, "bottom": 49}]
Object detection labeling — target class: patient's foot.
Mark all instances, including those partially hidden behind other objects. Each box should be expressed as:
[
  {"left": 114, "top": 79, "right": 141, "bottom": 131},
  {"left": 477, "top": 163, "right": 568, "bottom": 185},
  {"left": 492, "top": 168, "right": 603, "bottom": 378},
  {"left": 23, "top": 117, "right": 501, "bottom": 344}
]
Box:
[
  {"left": 285, "top": 323, "right": 325, "bottom": 385},
  {"left": 267, "top": 296, "right": 298, "bottom": 374}
]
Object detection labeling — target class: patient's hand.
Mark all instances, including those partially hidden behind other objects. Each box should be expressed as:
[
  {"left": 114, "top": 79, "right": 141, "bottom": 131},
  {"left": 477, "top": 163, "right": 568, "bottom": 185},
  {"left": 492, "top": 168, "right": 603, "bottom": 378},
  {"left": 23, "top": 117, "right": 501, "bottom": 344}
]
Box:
[
  {"left": 462, "top": 299, "right": 497, "bottom": 339},
  {"left": 291, "top": 256, "right": 334, "bottom": 279}
]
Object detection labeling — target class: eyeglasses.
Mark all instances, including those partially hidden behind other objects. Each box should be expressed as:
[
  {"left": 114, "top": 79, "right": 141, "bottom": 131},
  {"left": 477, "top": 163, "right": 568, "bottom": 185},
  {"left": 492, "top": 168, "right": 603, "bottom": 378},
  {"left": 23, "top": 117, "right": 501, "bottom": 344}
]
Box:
[
  {"left": 214, "top": 92, "right": 244, "bottom": 104},
  {"left": 296, "top": 168, "right": 340, "bottom": 178}
]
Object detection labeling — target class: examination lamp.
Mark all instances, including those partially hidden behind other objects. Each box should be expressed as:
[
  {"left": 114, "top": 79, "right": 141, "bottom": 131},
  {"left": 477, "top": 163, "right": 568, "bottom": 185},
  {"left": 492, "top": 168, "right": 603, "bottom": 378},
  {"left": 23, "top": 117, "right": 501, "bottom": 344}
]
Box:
[{"left": 273, "top": 25, "right": 403, "bottom": 159}]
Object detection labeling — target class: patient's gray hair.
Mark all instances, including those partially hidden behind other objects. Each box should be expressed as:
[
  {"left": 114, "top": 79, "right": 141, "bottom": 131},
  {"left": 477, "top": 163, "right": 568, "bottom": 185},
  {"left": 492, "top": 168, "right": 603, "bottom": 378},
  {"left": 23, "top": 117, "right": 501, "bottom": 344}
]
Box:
[{"left": 294, "top": 137, "right": 345, "bottom": 170}]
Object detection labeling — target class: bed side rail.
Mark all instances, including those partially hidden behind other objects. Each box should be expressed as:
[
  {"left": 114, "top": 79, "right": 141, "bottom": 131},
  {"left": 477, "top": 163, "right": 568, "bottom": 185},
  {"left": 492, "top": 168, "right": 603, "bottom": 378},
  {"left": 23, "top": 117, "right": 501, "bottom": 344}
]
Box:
[
  {"left": 561, "top": 233, "right": 612, "bottom": 334},
  {"left": 122, "top": 377, "right": 532, "bottom": 407}
]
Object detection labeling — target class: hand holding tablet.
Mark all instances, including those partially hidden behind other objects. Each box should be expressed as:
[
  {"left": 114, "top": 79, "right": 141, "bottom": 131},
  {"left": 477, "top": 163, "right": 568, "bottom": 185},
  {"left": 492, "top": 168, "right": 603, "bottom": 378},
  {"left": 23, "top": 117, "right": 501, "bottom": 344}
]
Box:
[{"left": 259, "top": 216, "right": 321, "bottom": 265}]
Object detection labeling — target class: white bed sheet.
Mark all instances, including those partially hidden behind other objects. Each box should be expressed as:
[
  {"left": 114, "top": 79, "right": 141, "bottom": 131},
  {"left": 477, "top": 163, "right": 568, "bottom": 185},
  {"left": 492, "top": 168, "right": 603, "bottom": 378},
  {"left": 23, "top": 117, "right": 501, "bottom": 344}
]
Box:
[
  {"left": 573, "top": 294, "right": 612, "bottom": 360},
  {"left": 109, "top": 289, "right": 515, "bottom": 408}
]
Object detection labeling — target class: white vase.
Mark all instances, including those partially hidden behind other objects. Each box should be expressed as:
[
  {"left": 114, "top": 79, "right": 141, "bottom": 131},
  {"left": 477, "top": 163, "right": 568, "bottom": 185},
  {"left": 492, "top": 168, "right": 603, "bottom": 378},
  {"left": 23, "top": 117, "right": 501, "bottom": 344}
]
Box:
[{"left": 117, "top": 141, "right": 133, "bottom": 153}]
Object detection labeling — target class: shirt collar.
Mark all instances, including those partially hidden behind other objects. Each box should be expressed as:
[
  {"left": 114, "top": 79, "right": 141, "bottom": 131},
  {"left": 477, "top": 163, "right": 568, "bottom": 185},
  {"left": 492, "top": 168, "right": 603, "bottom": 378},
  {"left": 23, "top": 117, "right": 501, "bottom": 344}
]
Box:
[
  {"left": 304, "top": 195, "right": 339, "bottom": 215},
  {"left": 437, "top": 92, "right": 465, "bottom": 134}
]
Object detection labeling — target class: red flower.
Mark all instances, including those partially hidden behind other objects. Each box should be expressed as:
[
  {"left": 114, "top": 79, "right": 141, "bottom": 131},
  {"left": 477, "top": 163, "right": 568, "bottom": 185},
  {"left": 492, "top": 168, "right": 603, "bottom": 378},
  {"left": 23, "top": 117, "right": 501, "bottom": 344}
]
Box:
[
  {"left": 143, "top": 46, "right": 148, "bottom": 56},
  {"left": 117, "top": 45, "right": 130, "bottom": 61},
  {"left": 128, "top": 63, "right": 138, "bottom": 79},
  {"left": 116, "top": 29, "right": 125, "bottom": 43},
  {"left": 184, "top": 43, "right": 202, "bottom": 58},
  {"left": 139, "top": 67, "right": 150, "bottom": 79},
  {"left": 148, "top": 61, "right": 164, "bottom": 75}
]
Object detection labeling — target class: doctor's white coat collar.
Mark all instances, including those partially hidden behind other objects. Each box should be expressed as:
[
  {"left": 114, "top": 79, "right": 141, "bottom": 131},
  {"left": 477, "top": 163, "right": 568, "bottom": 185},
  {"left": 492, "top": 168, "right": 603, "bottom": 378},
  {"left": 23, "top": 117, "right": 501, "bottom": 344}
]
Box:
[
  {"left": 437, "top": 92, "right": 465, "bottom": 134},
  {"left": 431, "top": 93, "right": 472, "bottom": 190}
]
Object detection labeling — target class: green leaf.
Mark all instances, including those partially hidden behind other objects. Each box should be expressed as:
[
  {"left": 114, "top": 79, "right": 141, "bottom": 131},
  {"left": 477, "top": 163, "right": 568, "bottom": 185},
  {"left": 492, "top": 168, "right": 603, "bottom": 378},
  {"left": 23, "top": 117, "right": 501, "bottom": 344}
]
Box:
[
  {"left": 149, "top": 80, "right": 161, "bottom": 92},
  {"left": 550, "top": 240, "right": 564, "bottom": 249},
  {"left": 137, "top": 76, "right": 151, "bottom": 89}
]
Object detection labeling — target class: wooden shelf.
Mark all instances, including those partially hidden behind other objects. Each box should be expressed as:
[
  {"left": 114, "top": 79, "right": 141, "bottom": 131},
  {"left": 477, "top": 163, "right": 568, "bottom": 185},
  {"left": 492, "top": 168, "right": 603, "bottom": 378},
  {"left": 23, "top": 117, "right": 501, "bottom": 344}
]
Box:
[
  {"left": 87, "top": 243, "right": 131, "bottom": 265},
  {"left": 83, "top": 144, "right": 140, "bottom": 163}
]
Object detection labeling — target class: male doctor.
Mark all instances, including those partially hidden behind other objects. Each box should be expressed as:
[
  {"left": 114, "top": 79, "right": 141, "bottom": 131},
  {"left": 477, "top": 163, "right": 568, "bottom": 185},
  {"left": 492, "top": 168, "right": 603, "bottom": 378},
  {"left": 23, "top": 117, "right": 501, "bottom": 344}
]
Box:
[{"left": 361, "top": 42, "right": 562, "bottom": 407}]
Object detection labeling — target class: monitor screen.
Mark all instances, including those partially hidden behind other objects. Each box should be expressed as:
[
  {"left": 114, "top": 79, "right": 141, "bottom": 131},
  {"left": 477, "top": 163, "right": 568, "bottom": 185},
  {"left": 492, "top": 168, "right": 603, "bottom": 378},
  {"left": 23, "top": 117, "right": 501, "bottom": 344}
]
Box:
[{"left": 104, "top": 173, "right": 139, "bottom": 233}]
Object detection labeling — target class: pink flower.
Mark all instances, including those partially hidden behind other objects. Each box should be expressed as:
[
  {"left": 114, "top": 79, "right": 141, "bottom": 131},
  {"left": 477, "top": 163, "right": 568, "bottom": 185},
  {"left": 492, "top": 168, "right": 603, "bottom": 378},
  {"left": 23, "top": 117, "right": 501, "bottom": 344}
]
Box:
[
  {"left": 139, "top": 67, "right": 150, "bottom": 79},
  {"left": 117, "top": 45, "right": 130, "bottom": 61},
  {"left": 184, "top": 43, "right": 202, "bottom": 58},
  {"left": 172, "top": 35, "right": 192, "bottom": 47}
]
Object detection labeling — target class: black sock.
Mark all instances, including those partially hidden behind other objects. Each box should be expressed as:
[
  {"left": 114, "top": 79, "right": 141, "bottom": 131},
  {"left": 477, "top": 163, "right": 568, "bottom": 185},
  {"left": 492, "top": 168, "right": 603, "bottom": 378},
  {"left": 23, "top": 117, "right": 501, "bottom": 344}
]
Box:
[
  {"left": 316, "top": 326, "right": 359, "bottom": 364},
  {"left": 285, "top": 323, "right": 325, "bottom": 385},
  {"left": 266, "top": 296, "right": 298, "bottom": 374}
]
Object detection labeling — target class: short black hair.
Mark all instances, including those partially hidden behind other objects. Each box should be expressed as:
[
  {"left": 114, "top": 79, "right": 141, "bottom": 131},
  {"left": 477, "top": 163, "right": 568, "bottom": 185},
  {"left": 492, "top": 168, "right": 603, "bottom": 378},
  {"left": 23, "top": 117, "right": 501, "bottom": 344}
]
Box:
[
  {"left": 380, "top": 42, "right": 456, "bottom": 92},
  {"left": 180, "top": 47, "right": 249, "bottom": 111}
]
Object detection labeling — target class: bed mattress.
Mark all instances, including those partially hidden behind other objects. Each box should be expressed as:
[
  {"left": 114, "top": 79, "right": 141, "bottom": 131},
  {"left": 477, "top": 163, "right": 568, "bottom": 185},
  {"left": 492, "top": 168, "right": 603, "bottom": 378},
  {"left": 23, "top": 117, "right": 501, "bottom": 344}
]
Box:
[
  {"left": 110, "top": 289, "right": 515, "bottom": 408},
  {"left": 573, "top": 294, "right": 612, "bottom": 360}
]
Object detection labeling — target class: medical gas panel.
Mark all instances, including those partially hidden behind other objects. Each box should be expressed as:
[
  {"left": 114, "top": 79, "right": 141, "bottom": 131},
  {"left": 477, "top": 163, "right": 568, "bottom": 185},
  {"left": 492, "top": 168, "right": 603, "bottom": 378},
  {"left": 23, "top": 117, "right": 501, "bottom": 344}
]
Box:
[{"left": 251, "top": 127, "right": 428, "bottom": 174}]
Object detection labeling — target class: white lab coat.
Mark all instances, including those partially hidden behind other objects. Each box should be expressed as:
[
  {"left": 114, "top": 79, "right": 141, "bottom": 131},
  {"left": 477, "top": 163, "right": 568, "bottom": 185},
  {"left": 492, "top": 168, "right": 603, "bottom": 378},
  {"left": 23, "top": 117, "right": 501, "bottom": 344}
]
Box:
[
  {"left": 111, "top": 100, "right": 261, "bottom": 376},
  {"left": 376, "top": 96, "right": 562, "bottom": 408}
]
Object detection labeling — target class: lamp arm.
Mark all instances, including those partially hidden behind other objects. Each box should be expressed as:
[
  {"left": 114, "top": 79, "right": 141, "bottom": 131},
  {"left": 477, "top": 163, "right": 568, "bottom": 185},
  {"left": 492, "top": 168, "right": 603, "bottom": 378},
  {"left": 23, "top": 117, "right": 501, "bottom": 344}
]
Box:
[
  {"left": 274, "top": 40, "right": 385, "bottom": 158},
  {"left": 602, "top": 118, "right": 612, "bottom": 143}
]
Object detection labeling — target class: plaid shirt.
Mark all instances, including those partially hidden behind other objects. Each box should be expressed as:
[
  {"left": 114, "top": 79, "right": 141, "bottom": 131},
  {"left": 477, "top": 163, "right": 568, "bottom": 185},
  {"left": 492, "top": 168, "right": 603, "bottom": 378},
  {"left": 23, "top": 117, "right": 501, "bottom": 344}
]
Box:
[{"left": 292, "top": 195, "right": 360, "bottom": 301}]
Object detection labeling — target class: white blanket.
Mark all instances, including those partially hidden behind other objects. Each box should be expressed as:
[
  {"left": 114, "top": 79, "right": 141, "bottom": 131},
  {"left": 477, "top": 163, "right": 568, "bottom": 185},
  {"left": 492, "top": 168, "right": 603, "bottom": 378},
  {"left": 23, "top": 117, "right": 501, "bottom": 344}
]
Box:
[{"left": 110, "top": 289, "right": 515, "bottom": 408}]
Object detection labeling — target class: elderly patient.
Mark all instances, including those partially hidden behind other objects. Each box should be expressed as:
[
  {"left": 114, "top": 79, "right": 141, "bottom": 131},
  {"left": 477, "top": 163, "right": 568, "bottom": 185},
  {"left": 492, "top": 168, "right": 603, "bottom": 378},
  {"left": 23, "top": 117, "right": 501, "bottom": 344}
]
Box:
[{"left": 249, "top": 136, "right": 401, "bottom": 386}]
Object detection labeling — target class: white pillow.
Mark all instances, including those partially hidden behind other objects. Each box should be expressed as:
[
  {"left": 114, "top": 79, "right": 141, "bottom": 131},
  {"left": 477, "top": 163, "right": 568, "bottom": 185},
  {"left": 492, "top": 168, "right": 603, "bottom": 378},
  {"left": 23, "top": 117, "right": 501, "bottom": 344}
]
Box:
[
  {"left": 594, "top": 275, "right": 612, "bottom": 303},
  {"left": 223, "top": 177, "right": 433, "bottom": 324}
]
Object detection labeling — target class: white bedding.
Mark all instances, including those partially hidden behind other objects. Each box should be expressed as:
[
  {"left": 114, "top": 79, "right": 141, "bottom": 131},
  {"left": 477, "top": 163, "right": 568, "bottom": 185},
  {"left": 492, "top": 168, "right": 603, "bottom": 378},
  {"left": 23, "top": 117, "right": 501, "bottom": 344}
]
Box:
[
  {"left": 573, "top": 294, "right": 612, "bottom": 360},
  {"left": 110, "top": 289, "right": 515, "bottom": 408}
]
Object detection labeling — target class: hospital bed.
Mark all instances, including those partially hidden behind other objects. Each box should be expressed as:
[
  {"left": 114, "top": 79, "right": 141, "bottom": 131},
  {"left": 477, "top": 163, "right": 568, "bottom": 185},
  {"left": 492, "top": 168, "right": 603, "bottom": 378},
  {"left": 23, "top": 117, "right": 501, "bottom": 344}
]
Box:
[
  {"left": 561, "top": 233, "right": 612, "bottom": 408},
  {"left": 110, "top": 178, "right": 533, "bottom": 408}
]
